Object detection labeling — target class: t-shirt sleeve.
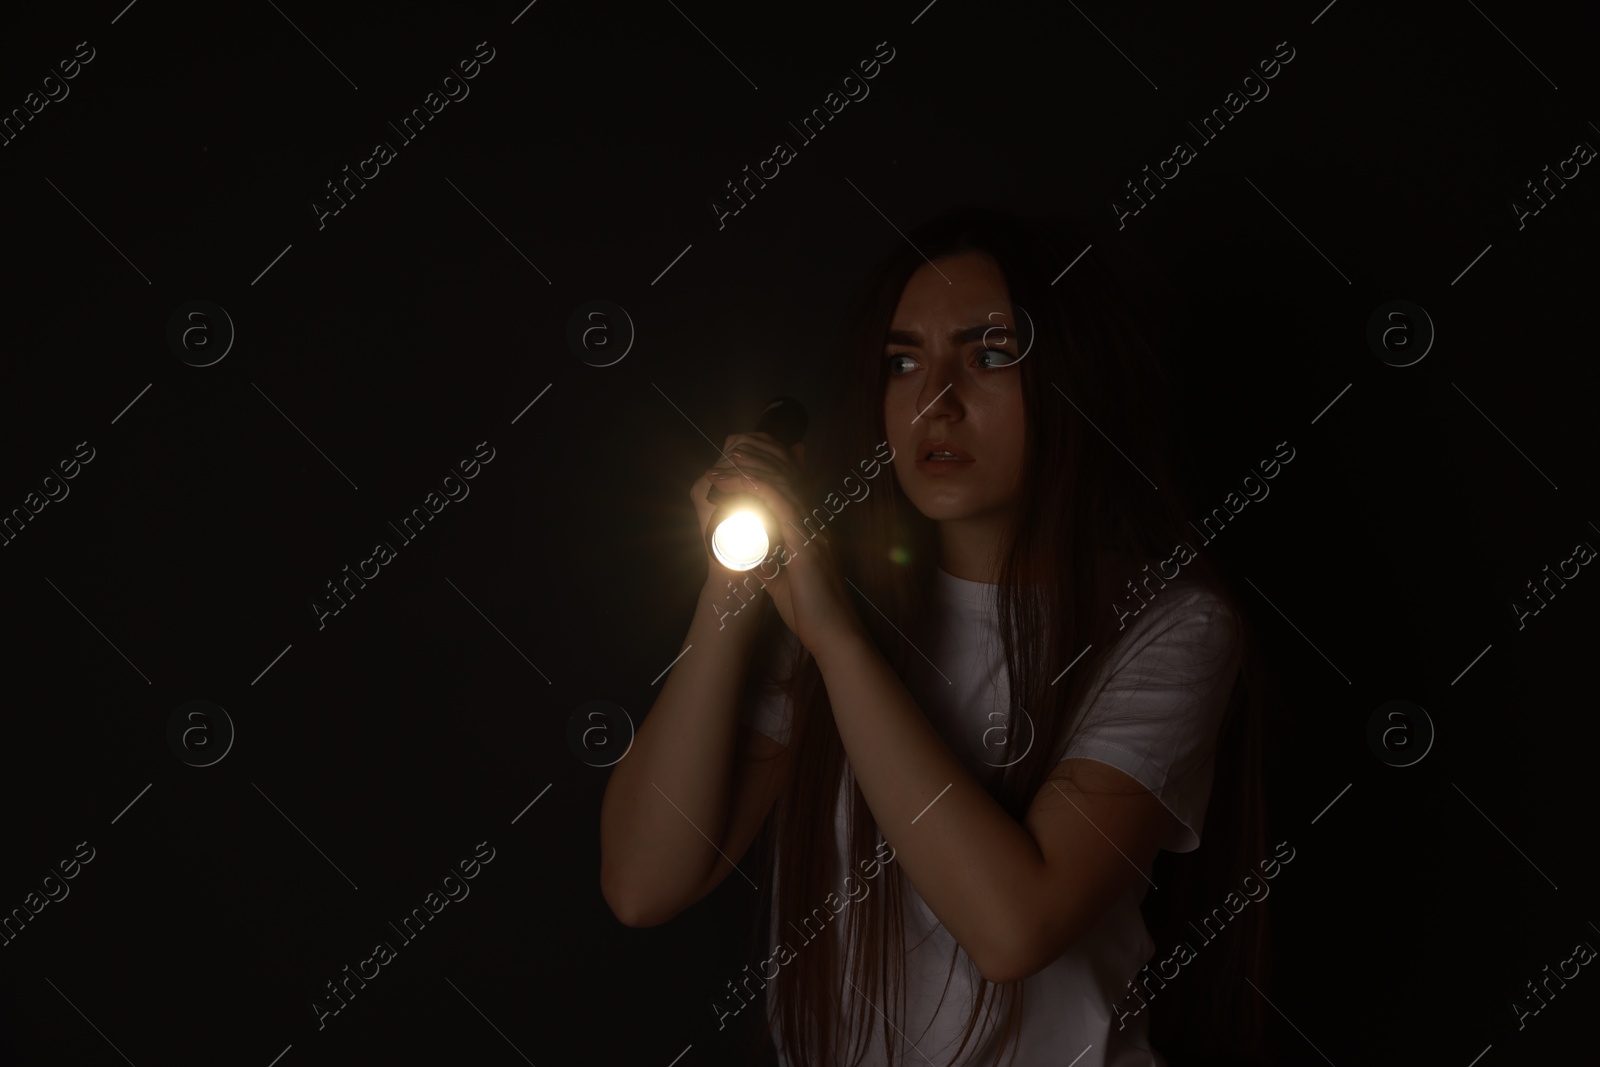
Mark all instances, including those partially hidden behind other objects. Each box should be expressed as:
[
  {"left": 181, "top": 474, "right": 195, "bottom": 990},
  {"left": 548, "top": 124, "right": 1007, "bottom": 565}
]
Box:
[
  {"left": 1056, "top": 584, "right": 1243, "bottom": 853},
  {"left": 740, "top": 627, "right": 801, "bottom": 746}
]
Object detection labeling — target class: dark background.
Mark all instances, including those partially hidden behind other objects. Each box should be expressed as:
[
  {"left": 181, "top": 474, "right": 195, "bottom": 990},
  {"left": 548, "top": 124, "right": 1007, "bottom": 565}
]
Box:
[{"left": 1, "top": 0, "right": 1596, "bottom": 1064}]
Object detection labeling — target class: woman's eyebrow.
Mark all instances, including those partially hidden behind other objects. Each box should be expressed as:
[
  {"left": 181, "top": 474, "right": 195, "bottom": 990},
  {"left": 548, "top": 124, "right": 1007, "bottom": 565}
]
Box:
[{"left": 885, "top": 323, "right": 1013, "bottom": 346}]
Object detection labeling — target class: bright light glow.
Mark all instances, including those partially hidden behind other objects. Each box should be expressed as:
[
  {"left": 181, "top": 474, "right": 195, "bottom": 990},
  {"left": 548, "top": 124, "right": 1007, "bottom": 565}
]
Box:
[{"left": 711, "top": 509, "right": 770, "bottom": 571}]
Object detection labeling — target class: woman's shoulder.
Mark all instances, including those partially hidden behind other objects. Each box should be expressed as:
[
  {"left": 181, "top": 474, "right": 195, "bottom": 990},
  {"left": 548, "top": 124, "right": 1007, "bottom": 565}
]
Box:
[
  {"left": 1115, "top": 581, "right": 1242, "bottom": 679},
  {"left": 1093, "top": 547, "right": 1211, "bottom": 601},
  {"left": 1092, "top": 548, "right": 1235, "bottom": 638}
]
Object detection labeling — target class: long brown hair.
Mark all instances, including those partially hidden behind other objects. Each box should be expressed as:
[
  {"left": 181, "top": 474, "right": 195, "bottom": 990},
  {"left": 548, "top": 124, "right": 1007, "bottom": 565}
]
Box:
[{"left": 738, "top": 205, "right": 1274, "bottom": 1066}]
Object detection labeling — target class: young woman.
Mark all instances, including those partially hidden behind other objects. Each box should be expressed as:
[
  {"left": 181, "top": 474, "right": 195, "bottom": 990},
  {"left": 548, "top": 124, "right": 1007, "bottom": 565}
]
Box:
[{"left": 600, "top": 206, "right": 1274, "bottom": 1066}]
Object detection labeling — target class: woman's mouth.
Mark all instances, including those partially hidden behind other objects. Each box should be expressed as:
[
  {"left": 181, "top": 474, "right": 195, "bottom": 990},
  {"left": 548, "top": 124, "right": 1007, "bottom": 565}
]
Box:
[{"left": 915, "top": 442, "right": 975, "bottom": 475}]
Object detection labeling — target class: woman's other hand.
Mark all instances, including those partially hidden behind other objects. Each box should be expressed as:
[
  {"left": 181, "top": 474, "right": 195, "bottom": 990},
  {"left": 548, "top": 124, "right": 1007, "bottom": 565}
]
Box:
[{"left": 703, "top": 433, "right": 863, "bottom": 656}]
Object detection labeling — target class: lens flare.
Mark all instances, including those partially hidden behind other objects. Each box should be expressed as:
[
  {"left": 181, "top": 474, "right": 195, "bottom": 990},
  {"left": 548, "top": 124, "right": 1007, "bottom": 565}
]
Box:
[{"left": 711, "top": 509, "right": 770, "bottom": 571}]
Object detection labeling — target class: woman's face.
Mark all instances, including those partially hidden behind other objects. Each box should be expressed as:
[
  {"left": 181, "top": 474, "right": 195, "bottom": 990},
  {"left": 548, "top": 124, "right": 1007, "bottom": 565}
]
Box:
[{"left": 882, "top": 251, "right": 1027, "bottom": 524}]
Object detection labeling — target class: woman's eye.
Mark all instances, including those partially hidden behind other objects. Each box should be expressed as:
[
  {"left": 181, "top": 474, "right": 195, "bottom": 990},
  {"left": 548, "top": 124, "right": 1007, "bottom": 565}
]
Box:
[
  {"left": 978, "top": 347, "right": 1020, "bottom": 368},
  {"left": 887, "top": 354, "right": 916, "bottom": 375}
]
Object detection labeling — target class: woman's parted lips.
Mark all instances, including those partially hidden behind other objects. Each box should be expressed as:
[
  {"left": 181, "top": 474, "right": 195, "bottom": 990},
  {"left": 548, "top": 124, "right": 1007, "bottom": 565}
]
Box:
[{"left": 915, "top": 437, "right": 974, "bottom": 461}]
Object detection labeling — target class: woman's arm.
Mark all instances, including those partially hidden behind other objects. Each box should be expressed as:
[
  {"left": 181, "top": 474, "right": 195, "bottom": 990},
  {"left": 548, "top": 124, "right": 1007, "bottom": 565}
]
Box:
[
  {"left": 599, "top": 578, "right": 781, "bottom": 927},
  {"left": 810, "top": 625, "right": 1178, "bottom": 984},
  {"left": 709, "top": 441, "right": 1183, "bottom": 981}
]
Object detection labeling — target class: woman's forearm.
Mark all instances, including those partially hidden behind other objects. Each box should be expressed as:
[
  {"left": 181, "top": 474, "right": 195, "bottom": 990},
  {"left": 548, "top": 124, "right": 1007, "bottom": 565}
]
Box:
[
  {"left": 810, "top": 624, "right": 1046, "bottom": 981},
  {"left": 599, "top": 580, "right": 768, "bottom": 923}
]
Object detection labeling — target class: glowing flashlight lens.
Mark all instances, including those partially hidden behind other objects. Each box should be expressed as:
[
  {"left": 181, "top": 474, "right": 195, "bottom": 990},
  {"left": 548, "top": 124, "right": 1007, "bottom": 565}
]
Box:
[{"left": 711, "top": 510, "right": 770, "bottom": 571}]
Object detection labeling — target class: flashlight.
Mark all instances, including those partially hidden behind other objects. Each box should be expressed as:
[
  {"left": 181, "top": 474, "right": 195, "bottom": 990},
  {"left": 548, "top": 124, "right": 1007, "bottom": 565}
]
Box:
[{"left": 706, "top": 396, "right": 808, "bottom": 571}]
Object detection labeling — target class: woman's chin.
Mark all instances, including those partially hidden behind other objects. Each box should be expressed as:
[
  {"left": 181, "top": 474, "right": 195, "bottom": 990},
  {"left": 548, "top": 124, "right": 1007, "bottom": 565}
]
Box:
[{"left": 907, "top": 495, "right": 978, "bottom": 522}]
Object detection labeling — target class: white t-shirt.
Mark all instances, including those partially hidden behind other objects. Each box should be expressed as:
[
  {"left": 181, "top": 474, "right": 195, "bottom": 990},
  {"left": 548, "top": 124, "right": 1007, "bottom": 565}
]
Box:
[{"left": 740, "top": 565, "right": 1243, "bottom": 1067}]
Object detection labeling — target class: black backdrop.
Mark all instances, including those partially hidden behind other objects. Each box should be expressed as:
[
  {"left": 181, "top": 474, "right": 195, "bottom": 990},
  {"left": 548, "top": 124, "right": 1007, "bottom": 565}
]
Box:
[{"left": 2, "top": 1, "right": 1597, "bottom": 1064}]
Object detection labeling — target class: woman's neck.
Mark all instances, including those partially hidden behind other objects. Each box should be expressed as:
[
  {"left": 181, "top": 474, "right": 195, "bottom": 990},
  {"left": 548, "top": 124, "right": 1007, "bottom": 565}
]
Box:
[{"left": 936, "top": 517, "right": 1008, "bottom": 583}]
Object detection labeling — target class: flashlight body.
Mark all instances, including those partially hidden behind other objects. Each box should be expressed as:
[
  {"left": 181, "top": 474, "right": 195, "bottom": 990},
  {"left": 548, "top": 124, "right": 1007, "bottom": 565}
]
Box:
[{"left": 703, "top": 396, "right": 808, "bottom": 572}]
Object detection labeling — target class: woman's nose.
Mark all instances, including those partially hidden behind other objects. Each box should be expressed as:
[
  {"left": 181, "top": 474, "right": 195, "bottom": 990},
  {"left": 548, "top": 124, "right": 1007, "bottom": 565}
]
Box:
[{"left": 914, "top": 365, "right": 962, "bottom": 423}]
